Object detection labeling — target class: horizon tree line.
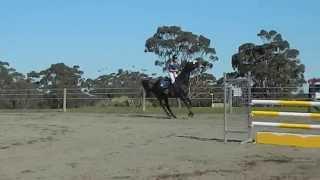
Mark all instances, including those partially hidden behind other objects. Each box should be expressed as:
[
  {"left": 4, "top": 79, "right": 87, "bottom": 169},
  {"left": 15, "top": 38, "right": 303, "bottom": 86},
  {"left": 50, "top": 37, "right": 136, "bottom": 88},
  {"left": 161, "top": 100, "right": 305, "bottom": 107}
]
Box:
[{"left": 0, "top": 26, "right": 307, "bottom": 108}]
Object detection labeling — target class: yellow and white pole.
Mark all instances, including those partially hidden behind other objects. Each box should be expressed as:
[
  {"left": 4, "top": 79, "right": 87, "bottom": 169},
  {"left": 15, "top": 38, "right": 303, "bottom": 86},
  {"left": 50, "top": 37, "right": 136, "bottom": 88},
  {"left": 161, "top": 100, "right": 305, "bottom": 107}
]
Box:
[
  {"left": 252, "top": 121, "right": 320, "bottom": 129},
  {"left": 252, "top": 100, "right": 320, "bottom": 107},
  {"left": 251, "top": 111, "right": 320, "bottom": 119}
]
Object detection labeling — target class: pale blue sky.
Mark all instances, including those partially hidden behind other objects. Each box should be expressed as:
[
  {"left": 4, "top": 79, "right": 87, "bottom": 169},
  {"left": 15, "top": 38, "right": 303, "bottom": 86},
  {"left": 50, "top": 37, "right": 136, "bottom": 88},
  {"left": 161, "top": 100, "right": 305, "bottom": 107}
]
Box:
[{"left": 0, "top": 0, "right": 319, "bottom": 79}]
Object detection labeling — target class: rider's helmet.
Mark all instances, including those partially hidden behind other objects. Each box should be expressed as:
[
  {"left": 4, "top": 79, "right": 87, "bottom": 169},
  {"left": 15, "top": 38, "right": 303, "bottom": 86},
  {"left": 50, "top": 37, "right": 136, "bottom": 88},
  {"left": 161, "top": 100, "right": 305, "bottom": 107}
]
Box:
[{"left": 172, "top": 55, "right": 178, "bottom": 62}]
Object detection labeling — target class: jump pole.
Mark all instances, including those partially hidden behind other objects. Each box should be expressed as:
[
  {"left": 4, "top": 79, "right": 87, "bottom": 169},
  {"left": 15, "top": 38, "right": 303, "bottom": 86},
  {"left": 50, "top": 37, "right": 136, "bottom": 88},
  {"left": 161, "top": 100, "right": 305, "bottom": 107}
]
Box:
[
  {"left": 252, "top": 100, "right": 320, "bottom": 107},
  {"left": 252, "top": 121, "right": 320, "bottom": 129},
  {"left": 252, "top": 111, "right": 320, "bottom": 119},
  {"left": 256, "top": 132, "right": 320, "bottom": 148},
  {"left": 252, "top": 121, "right": 320, "bottom": 147},
  {"left": 251, "top": 99, "right": 320, "bottom": 148}
]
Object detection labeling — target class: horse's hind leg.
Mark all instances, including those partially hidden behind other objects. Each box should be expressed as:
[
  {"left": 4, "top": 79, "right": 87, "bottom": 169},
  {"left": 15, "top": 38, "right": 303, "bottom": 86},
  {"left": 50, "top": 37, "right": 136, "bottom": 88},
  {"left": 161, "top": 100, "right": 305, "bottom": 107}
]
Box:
[{"left": 164, "top": 97, "right": 177, "bottom": 118}]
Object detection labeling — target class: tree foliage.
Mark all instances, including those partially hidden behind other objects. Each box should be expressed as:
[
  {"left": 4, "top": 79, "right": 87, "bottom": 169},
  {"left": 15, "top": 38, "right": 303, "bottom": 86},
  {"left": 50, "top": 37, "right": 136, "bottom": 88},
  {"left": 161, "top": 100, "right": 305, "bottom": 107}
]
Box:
[
  {"left": 0, "top": 61, "right": 35, "bottom": 108},
  {"left": 145, "top": 26, "right": 218, "bottom": 72},
  {"left": 189, "top": 73, "right": 216, "bottom": 97},
  {"left": 27, "top": 63, "right": 84, "bottom": 89},
  {"left": 94, "top": 69, "right": 148, "bottom": 88},
  {"left": 0, "top": 61, "right": 26, "bottom": 89},
  {"left": 26, "top": 63, "right": 85, "bottom": 108},
  {"left": 231, "top": 30, "right": 305, "bottom": 87}
]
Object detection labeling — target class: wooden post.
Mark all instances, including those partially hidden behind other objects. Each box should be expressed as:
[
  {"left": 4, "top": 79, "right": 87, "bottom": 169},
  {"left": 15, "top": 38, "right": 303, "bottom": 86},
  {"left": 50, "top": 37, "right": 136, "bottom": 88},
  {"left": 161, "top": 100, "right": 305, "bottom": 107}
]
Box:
[
  {"left": 177, "top": 99, "right": 182, "bottom": 109},
  {"left": 142, "top": 88, "right": 146, "bottom": 112},
  {"left": 63, "top": 88, "right": 67, "bottom": 112},
  {"left": 210, "top": 93, "right": 214, "bottom": 108},
  {"left": 247, "top": 72, "right": 252, "bottom": 140},
  {"left": 229, "top": 86, "right": 233, "bottom": 113},
  {"left": 223, "top": 73, "right": 228, "bottom": 143}
]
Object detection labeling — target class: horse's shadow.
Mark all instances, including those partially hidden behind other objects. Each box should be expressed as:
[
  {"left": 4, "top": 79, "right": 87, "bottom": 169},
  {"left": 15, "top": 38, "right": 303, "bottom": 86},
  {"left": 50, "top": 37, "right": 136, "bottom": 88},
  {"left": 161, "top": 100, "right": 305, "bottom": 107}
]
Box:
[
  {"left": 126, "top": 114, "right": 172, "bottom": 119},
  {"left": 176, "top": 135, "right": 242, "bottom": 143},
  {"left": 127, "top": 114, "right": 194, "bottom": 120}
]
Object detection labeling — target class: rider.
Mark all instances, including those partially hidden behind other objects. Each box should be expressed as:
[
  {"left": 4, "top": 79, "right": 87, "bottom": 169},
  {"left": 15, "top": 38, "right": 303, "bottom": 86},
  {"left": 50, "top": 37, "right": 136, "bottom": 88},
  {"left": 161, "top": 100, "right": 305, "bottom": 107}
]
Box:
[{"left": 167, "top": 55, "right": 180, "bottom": 84}]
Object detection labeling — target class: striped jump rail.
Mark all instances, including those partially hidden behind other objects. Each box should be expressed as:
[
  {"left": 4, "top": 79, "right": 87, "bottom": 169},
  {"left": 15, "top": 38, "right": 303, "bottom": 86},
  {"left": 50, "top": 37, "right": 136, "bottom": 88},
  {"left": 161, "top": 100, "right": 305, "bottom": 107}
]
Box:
[
  {"left": 250, "top": 99, "right": 320, "bottom": 148},
  {"left": 252, "top": 121, "right": 320, "bottom": 129},
  {"left": 251, "top": 120, "right": 320, "bottom": 148},
  {"left": 251, "top": 111, "right": 320, "bottom": 119},
  {"left": 251, "top": 100, "right": 320, "bottom": 107},
  {"left": 256, "top": 132, "right": 320, "bottom": 148}
]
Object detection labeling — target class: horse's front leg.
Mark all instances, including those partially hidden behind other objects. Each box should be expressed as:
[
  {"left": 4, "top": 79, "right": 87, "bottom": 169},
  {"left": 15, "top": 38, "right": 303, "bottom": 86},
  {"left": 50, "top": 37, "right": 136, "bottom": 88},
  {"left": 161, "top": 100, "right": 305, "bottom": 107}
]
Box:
[
  {"left": 180, "top": 96, "right": 194, "bottom": 117},
  {"left": 158, "top": 97, "right": 172, "bottom": 118},
  {"left": 164, "top": 97, "right": 177, "bottom": 118},
  {"left": 186, "top": 97, "right": 194, "bottom": 117}
]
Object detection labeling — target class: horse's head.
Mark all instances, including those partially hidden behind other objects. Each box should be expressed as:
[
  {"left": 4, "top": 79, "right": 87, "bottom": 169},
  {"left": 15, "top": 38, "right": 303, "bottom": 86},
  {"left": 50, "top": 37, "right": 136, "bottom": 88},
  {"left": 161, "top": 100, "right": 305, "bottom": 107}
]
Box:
[{"left": 182, "top": 60, "right": 202, "bottom": 73}]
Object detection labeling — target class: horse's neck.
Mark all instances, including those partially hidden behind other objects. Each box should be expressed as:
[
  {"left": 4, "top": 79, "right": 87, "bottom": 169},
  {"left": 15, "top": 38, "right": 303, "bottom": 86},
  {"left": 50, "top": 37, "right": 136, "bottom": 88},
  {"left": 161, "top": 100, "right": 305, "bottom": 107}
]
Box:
[{"left": 176, "top": 70, "right": 190, "bottom": 85}]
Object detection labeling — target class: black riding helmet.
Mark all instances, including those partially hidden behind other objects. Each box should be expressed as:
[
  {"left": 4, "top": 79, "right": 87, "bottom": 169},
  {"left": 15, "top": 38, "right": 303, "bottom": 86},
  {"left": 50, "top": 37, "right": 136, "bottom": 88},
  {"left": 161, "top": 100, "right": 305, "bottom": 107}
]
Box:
[
  {"left": 172, "top": 55, "right": 177, "bottom": 60},
  {"left": 171, "top": 55, "right": 178, "bottom": 63}
]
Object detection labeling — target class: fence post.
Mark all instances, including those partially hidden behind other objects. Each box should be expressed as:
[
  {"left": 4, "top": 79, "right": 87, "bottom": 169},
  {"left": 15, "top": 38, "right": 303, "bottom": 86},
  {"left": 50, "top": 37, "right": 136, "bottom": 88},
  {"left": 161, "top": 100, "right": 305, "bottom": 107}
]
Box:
[
  {"left": 63, "top": 88, "right": 67, "bottom": 112},
  {"left": 142, "top": 88, "right": 146, "bottom": 112},
  {"left": 228, "top": 85, "right": 233, "bottom": 113},
  {"left": 223, "top": 73, "right": 228, "bottom": 143},
  {"left": 247, "top": 72, "right": 252, "bottom": 140},
  {"left": 177, "top": 99, "right": 182, "bottom": 109},
  {"left": 210, "top": 93, "right": 214, "bottom": 108}
]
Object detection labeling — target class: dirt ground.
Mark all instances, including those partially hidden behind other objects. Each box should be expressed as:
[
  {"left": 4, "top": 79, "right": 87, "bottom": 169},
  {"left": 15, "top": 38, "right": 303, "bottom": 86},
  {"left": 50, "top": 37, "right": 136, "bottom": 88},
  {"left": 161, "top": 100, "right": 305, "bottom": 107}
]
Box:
[{"left": 1, "top": 112, "right": 320, "bottom": 180}]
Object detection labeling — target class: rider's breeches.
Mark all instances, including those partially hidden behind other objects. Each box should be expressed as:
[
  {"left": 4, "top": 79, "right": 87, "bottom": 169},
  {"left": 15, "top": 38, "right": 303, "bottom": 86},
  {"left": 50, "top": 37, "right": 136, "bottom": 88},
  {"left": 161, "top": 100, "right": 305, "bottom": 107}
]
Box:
[{"left": 169, "top": 72, "right": 177, "bottom": 84}]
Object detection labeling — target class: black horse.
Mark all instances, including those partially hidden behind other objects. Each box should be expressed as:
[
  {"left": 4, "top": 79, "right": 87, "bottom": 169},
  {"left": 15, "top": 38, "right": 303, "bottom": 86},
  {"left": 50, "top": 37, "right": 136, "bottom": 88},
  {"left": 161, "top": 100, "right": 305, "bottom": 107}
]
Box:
[{"left": 142, "top": 61, "right": 201, "bottom": 118}]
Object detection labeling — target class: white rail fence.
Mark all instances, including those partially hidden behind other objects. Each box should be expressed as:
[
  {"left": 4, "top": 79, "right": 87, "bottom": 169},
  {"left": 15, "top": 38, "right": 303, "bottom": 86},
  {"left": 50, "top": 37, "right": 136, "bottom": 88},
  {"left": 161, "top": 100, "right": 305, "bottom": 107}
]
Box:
[
  {"left": 0, "top": 87, "right": 226, "bottom": 111},
  {"left": 0, "top": 86, "right": 314, "bottom": 112}
]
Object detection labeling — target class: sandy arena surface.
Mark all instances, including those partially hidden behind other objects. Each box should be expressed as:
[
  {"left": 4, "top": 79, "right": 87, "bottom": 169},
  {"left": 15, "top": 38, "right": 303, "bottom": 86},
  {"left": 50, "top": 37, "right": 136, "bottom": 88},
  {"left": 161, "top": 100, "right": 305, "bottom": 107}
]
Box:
[{"left": 1, "top": 112, "right": 320, "bottom": 180}]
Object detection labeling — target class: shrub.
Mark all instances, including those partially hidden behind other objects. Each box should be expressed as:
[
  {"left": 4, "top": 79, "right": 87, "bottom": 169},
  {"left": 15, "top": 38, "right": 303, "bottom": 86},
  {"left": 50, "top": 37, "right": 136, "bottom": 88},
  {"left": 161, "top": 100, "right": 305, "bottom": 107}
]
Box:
[{"left": 111, "top": 96, "right": 130, "bottom": 107}]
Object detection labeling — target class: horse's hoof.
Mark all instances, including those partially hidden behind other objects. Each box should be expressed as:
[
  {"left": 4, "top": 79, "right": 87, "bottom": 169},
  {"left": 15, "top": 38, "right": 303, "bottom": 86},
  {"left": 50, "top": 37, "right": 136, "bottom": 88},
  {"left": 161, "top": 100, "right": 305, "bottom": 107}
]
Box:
[
  {"left": 171, "top": 115, "right": 177, "bottom": 119},
  {"left": 188, "top": 112, "right": 194, "bottom": 117}
]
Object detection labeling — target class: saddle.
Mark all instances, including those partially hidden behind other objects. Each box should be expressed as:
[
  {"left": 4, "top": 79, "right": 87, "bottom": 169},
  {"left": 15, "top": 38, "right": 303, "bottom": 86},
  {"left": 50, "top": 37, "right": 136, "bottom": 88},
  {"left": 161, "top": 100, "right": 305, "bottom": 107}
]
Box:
[{"left": 160, "top": 77, "right": 172, "bottom": 89}]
